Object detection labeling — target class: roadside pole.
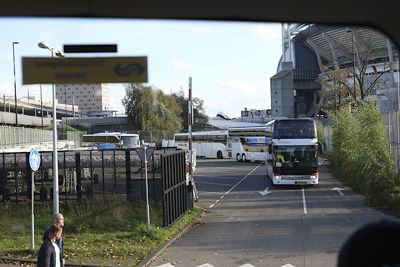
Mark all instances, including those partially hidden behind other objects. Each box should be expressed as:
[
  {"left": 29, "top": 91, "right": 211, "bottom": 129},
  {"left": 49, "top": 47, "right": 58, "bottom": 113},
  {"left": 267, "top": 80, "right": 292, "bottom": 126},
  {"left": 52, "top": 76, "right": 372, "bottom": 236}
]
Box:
[
  {"left": 31, "top": 170, "right": 34, "bottom": 249},
  {"left": 134, "top": 146, "right": 155, "bottom": 228},
  {"left": 29, "top": 149, "right": 40, "bottom": 250},
  {"left": 144, "top": 146, "right": 150, "bottom": 227},
  {"left": 187, "top": 77, "right": 194, "bottom": 209}
]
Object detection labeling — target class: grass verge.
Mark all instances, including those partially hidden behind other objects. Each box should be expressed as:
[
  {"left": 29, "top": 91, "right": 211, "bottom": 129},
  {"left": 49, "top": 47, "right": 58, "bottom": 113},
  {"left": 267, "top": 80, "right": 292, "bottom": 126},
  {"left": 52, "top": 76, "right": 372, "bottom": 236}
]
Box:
[{"left": 0, "top": 196, "right": 203, "bottom": 266}]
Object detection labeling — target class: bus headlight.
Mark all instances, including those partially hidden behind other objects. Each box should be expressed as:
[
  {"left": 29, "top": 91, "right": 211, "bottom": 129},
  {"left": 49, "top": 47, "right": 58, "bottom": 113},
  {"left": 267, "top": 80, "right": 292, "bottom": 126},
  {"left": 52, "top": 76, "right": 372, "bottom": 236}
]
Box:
[
  {"left": 310, "top": 172, "right": 318, "bottom": 179},
  {"left": 273, "top": 173, "right": 281, "bottom": 179}
]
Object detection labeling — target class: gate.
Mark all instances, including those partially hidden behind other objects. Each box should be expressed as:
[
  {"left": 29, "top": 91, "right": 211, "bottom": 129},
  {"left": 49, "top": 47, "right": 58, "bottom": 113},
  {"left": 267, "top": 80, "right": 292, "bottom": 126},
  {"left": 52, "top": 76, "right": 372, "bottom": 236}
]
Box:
[{"left": 161, "top": 150, "right": 188, "bottom": 228}]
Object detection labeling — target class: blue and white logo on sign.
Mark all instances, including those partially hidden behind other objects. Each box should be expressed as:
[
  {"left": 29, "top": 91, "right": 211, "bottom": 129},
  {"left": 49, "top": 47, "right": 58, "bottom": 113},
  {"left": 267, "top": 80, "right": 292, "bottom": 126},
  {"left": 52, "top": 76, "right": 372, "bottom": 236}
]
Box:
[{"left": 29, "top": 149, "right": 40, "bottom": 172}]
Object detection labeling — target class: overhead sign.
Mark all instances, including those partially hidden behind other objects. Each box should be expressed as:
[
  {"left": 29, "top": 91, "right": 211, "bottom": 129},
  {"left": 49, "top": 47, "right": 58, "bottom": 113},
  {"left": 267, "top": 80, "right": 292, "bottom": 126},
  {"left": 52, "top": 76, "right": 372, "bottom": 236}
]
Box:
[
  {"left": 135, "top": 147, "right": 156, "bottom": 163},
  {"left": 29, "top": 149, "right": 40, "bottom": 172},
  {"left": 63, "top": 44, "right": 117, "bottom": 53},
  {"left": 22, "top": 56, "right": 148, "bottom": 84}
]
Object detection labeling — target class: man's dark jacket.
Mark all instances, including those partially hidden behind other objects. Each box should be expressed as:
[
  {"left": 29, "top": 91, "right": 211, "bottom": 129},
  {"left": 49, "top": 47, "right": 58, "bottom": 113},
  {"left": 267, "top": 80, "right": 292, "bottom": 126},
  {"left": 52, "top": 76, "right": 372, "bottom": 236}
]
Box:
[{"left": 37, "top": 235, "right": 63, "bottom": 267}]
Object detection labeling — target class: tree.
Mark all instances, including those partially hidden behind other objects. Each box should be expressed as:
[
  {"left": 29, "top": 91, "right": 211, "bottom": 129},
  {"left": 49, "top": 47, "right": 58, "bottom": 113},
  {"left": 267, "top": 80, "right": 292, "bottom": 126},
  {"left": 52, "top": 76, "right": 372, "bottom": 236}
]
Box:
[
  {"left": 122, "top": 83, "right": 183, "bottom": 131},
  {"left": 172, "top": 89, "right": 209, "bottom": 131},
  {"left": 316, "top": 63, "right": 354, "bottom": 113},
  {"left": 316, "top": 29, "right": 394, "bottom": 113}
]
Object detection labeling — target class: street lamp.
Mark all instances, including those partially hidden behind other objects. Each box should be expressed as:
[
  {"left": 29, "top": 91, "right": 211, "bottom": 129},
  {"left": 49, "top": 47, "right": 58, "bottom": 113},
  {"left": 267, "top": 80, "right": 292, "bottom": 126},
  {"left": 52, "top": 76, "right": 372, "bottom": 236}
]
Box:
[
  {"left": 38, "top": 41, "right": 65, "bottom": 215},
  {"left": 347, "top": 28, "right": 357, "bottom": 99},
  {"left": 12, "top": 41, "right": 19, "bottom": 126}
]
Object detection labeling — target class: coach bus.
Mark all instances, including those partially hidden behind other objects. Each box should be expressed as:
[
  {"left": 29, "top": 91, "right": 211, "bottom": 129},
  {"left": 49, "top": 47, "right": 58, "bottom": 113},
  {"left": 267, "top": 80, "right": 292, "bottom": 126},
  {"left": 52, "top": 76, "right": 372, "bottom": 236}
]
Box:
[
  {"left": 228, "top": 126, "right": 272, "bottom": 162},
  {"left": 265, "top": 118, "right": 323, "bottom": 185},
  {"left": 173, "top": 130, "right": 229, "bottom": 159},
  {"left": 82, "top": 132, "right": 140, "bottom": 149}
]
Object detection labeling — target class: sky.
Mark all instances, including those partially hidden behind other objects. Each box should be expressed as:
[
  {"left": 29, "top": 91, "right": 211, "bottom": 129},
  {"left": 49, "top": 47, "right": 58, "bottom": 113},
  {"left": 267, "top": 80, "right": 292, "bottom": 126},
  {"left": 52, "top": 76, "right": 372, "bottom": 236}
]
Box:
[{"left": 0, "top": 17, "right": 282, "bottom": 118}]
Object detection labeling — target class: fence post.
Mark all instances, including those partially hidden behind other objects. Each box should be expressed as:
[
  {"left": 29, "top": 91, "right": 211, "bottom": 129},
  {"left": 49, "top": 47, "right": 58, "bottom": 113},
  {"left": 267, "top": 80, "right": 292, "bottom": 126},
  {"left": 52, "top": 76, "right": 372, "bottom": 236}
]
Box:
[
  {"left": 75, "top": 152, "right": 82, "bottom": 202},
  {"left": 102, "top": 150, "right": 105, "bottom": 196},
  {"left": 26, "top": 152, "right": 32, "bottom": 199},
  {"left": 125, "top": 150, "right": 131, "bottom": 200},
  {"left": 14, "top": 153, "right": 18, "bottom": 204}
]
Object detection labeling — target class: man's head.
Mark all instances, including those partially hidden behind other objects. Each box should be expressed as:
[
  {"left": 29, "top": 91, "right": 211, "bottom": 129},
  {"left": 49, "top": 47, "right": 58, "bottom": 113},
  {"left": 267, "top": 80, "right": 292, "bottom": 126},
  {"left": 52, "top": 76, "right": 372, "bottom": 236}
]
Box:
[
  {"left": 52, "top": 213, "right": 64, "bottom": 227},
  {"left": 48, "top": 223, "right": 63, "bottom": 241}
]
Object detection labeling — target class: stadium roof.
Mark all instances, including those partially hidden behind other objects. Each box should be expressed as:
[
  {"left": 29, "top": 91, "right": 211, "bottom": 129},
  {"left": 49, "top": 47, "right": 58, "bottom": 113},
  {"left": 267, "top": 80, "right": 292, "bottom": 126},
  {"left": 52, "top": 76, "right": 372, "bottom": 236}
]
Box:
[{"left": 293, "top": 25, "right": 398, "bottom": 68}]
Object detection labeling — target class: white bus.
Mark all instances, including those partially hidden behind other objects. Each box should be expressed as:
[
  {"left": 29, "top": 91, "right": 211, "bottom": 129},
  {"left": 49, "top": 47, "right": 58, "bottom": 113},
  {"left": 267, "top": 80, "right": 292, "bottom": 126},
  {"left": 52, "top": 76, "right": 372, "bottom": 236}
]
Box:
[
  {"left": 265, "top": 118, "right": 323, "bottom": 185},
  {"left": 82, "top": 132, "right": 140, "bottom": 149},
  {"left": 173, "top": 130, "right": 229, "bottom": 159},
  {"left": 228, "top": 126, "right": 271, "bottom": 162}
]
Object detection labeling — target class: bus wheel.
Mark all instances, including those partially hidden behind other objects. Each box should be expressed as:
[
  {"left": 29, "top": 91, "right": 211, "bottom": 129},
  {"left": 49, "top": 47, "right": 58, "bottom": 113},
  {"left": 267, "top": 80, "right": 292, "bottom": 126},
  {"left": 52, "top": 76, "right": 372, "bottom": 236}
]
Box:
[
  {"left": 242, "top": 154, "right": 247, "bottom": 161},
  {"left": 236, "top": 153, "right": 241, "bottom": 161},
  {"left": 217, "top": 151, "right": 223, "bottom": 159}
]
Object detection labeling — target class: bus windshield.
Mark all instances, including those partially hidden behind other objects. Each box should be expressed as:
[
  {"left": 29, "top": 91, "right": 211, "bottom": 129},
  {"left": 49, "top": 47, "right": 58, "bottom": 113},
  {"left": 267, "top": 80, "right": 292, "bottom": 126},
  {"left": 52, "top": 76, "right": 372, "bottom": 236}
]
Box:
[
  {"left": 273, "top": 145, "right": 318, "bottom": 174},
  {"left": 273, "top": 120, "right": 316, "bottom": 139},
  {"left": 120, "top": 135, "right": 140, "bottom": 148}
]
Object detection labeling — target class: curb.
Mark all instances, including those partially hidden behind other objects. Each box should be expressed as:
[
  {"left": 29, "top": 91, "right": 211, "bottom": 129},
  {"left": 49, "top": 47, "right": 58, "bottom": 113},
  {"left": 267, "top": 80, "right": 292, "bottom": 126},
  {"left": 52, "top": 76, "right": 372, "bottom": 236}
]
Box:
[
  {"left": 138, "top": 208, "right": 205, "bottom": 267},
  {"left": 0, "top": 257, "right": 108, "bottom": 267}
]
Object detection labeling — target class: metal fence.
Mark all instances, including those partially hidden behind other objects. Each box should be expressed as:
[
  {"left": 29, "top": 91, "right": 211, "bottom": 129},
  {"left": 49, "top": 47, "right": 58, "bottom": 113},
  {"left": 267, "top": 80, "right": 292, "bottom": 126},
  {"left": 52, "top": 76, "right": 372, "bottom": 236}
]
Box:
[
  {"left": 0, "top": 126, "right": 53, "bottom": 146},
  {"left": 0, "top": 125, "right": 82, "bottom": 149},
  {"left": 382, "top": 111, "right": 400, "bottom": 173},
  {"left": 0, "top": 148, "right": 189, "bottom": 227},
  {"left": 161, "top": 150, "right": 188, "bottom": 228}
]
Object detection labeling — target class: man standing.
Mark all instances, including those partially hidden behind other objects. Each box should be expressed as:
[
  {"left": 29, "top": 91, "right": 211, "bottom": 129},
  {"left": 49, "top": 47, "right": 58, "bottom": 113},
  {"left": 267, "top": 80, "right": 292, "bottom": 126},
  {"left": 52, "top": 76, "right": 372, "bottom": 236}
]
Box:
[
  {"left": 38, "top": 223, "right": 63, "bottom": 267},
  {"left": 44, "top": 213, "right": 65, "bottom": 264}
]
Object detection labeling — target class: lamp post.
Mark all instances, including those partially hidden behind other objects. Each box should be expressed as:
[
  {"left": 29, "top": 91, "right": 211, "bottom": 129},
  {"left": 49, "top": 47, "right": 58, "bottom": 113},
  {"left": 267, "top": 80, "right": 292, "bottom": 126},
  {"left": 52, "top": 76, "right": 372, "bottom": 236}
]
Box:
[
  {"left": 37, "top": 41, "right": 65, "bottom": 215},
  {"left": 12, "top": 41, "right": 19, "bottom": 126},
  {"left": 347, "top": 28, "right": 356, "bottom": 99},
  {"left": 40, "top": 84, "right": 43, "bottom": 128}
]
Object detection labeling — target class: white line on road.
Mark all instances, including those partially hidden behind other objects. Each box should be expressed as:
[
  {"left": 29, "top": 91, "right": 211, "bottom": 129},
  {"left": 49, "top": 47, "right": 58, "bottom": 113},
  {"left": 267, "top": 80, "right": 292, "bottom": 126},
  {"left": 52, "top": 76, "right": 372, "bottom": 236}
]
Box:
[
  {"left": 208, "top": 164, "right": 261, "bottom": 209},
  {"left": 196, "top": 176, "right": 242, "bottom": 181},
  {"left": 259, "top": 186, "right": 271, "bottom": 196},
  {"left": 332, "top": 187, "right": 345, "bottom": 196},
  {"left": 302, "top": 188, "right": 307, "bottom": 215},
  {"left": 196, "top": 181, "right": 233, "bottom": 186}
]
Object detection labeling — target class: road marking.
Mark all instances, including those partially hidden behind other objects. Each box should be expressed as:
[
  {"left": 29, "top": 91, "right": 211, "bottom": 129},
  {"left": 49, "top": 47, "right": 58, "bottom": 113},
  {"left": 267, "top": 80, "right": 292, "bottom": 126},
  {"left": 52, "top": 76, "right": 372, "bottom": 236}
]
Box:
[
  {"left": 302, "top": 188, "right": 307, "bottom": 215},
  {"left": 197, "top": 191, "right": 223, "bottom": 194},
  {"left": 156, "top": 263, "right": 256, "bottom": 267},
  {"left": 208, "top": 164, "right": 261, "bottom": 209},
  {"left": 281, "top": 264, "right": 296, "bottom": 267},
  {"left": 259, "top": 186, "right": 271, "bottom": 196},
  {"left": 196, "top": 181, "right": 233, "bottom": 186},
  {"left": 333, "top": 187, "right": 345, "bottom": 196},
  {"left": 196, "top": 176, "right": 242, "bottom": 181}
]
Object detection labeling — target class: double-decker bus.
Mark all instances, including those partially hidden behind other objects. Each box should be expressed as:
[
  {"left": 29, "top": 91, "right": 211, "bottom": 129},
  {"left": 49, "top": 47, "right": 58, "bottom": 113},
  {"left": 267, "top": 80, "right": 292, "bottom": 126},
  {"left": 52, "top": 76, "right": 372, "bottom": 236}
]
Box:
[
  {"left": 265, "top": 118, "right": 323, "bottom": 185},
  {"left": 82, "top": 132, "right": 140, "bottom": 149},
  {"left": 228, "top": 126, "right": 271, "bottom": 162},
  {"left": 173, "top": 130, "right": 229, "bottom": 159}
]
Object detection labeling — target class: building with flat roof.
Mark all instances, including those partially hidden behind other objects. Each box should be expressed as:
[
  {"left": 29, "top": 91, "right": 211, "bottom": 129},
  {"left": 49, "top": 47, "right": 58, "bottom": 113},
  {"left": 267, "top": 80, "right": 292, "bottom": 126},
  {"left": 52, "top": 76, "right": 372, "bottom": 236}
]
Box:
[{"left": 55, "top": 83, "right": 111, "bottom": 112}]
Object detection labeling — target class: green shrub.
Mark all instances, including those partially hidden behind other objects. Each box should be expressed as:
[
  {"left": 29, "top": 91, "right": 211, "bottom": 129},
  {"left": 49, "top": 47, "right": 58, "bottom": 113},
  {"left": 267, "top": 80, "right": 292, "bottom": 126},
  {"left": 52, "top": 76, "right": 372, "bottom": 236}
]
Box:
[
  {"left": 316, "top": 120, "right": 326, "bottom": 149},
  {"left": 329, "top": 101, "right": 400, "bottom": 209}
]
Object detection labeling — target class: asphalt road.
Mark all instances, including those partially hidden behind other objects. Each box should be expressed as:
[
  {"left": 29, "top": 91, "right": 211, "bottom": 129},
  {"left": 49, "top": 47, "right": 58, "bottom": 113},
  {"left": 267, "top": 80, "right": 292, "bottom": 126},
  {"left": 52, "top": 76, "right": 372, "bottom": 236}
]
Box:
[{"left": 150, "top": 157, "right": 399, "bottom": 267}]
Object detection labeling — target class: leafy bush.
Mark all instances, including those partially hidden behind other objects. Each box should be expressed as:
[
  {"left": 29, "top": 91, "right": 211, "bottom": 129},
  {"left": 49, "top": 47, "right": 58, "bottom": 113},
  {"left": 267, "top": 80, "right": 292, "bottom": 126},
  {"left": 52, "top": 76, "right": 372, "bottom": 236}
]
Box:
[
  {"left": 316, "top": 120, "right": 326, "bottom": 149},
  {"left": 329, "top": 101, "right": 399, "bottom": 209}
]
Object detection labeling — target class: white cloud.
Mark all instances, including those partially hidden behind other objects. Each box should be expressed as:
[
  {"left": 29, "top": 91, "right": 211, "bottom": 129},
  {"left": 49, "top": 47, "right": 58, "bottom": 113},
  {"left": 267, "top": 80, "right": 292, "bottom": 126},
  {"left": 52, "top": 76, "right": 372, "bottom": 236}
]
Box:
[
  {"left": 201, "top": 81, "right": 270, "bottom": 118},
  {"left": 242, "top": 23, "right": 281, "bottom": 40},
  {"left": 172, "top": 60, "right": 194, "bottom": 70}
]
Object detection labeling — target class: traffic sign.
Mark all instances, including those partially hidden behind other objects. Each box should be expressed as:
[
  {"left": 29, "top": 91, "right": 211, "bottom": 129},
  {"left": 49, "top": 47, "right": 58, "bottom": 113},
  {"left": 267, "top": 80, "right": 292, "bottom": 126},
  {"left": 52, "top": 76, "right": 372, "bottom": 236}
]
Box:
[
  {"left": 22, "top": 56, "right": 148, "bottom": 84},
  {"left": 29, "top": 149, "right": 40, "bottom": 172},
  {"left": 135, "top": 147, "right": 156, "bottom": 163}
]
